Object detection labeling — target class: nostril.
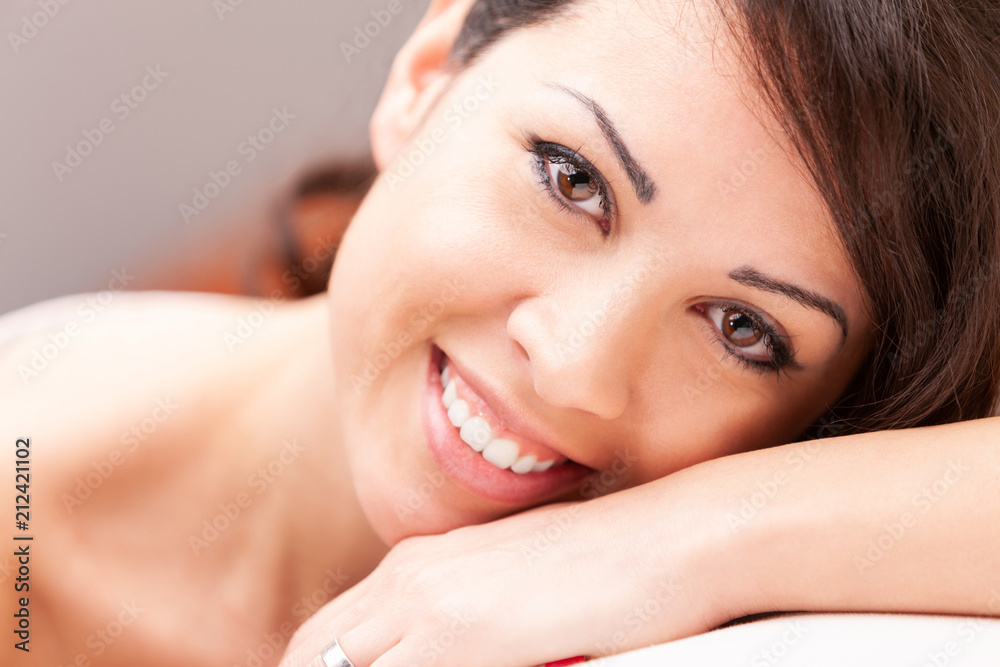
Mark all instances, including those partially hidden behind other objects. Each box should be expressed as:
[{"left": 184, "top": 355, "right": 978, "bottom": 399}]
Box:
[{"left": 508, "top": 335, "right": 532, "bottom": 364}]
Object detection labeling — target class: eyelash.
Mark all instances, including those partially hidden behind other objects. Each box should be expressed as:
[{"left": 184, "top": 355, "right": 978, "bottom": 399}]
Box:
[
  {"left": 525, "top": 138, "right": 615, "bottom": 235},
  {"left": 701, "top": 301, "right": 799, "bottom": 378}
]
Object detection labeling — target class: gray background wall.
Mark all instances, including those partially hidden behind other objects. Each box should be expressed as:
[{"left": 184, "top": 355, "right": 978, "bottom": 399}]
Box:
[{"left": 0, "top": 0, "right": 430, "bottom": 314}]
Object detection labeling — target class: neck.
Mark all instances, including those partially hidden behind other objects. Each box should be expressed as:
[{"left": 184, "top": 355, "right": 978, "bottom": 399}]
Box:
[{"left": 234, "top": 295, "right": 389, "bottom": 626}]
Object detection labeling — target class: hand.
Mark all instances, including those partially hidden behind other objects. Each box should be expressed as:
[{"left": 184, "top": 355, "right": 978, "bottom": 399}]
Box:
[{"left": 278, "top": 476, "right": 738, "bottom": 667}]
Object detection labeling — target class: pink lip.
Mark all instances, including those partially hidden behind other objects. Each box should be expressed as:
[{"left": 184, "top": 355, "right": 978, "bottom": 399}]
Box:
[{"left": 422, "top": 345, "right": 596, "bottom": 505}]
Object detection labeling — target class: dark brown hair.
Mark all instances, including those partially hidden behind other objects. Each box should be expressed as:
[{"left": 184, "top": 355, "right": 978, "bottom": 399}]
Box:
[{"left": 305, "top": 0, "right": 1000, "bottom": 436}]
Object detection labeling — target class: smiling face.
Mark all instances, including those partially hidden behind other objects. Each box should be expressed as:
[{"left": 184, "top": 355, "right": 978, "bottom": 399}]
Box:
[{"left": 326, "top": 0, "right": 871, "bottom": 544}]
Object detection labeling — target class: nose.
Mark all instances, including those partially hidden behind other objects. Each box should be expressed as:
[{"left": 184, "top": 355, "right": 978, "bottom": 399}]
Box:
[{"left": 507, "top": 266, "right": 654, "bottom": 420}]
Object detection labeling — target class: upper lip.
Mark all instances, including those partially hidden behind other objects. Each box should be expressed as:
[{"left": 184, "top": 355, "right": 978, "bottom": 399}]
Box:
[{"left": 441, "top": 349, "right": 591, "bottom": 469}]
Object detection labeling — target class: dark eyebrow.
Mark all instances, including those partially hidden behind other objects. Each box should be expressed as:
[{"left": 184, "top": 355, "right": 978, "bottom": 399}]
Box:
[
  {"left": 729, "top": 266, "right": 849, "bottom": 341},
  {"left": 546, "top": 83, "right": 658, "bottom": 204}
]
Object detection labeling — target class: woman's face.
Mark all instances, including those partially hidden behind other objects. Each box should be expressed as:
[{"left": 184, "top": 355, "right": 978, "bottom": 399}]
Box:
[{"left": 327, "top": 0, "right": 871, "bottom": 543}]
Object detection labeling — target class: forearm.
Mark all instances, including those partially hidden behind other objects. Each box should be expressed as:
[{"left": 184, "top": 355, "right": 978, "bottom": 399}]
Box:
[{"left": 706, "top": 417, "right": 1000, "bottom": 618}]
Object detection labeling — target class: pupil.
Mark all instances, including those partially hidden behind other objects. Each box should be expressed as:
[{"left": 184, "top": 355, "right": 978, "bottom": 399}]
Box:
[
  {"left": 558, "top": 165, "right": 596, "bottom": 200},
  {"left": 725, "top": 311, "right": 762, "bottom": 347},
  {"left": 568, "top": 170, "right": 589, "bottom": 188}
]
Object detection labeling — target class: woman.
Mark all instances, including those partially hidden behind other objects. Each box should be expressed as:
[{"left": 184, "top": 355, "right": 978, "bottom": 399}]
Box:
[{"left": 3, "top": 0, "right": 999, "bottom": 666}]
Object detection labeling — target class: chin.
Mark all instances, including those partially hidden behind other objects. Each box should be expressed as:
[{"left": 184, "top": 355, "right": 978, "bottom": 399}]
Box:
[{"left": 357, "top": 475, "right": 501, "bottom": 545}]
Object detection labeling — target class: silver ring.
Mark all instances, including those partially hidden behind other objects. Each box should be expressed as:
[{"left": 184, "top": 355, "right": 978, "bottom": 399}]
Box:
[{"left": 320, "top": 639, "right": 355, "bottom": 667}]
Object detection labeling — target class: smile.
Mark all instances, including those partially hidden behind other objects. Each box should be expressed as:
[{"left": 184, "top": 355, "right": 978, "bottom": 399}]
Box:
[
  {"left": 439, "top": 356, "right": 562, "bottom": 473},
  {"left": 421, "top": 345, "right": 595, "bottom": 505}
]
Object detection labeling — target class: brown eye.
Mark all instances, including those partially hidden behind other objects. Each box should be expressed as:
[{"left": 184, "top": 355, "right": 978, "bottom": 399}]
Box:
[
  {"left": 556, "top": 163, "right": 599, "bottom": 201},
  {"left": 723, "top": 309, "right": 764, "bottom": 347},
  {"left": 697, "top": 303, "right": 795, "bottom": 374},
  {"left": 534, "top": 142, "right": 611, "bottom": 223}
]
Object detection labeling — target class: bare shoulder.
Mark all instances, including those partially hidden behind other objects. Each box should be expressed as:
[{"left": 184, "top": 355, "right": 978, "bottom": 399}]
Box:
[
  {"left": 0, "top": 291, "right": 291, "bottom": 658},
  {"left": 0, "top": 291, "right": 309, "bottom": 664},
  {"left": 0, "top": 289, "right": 288, "bottom": 452}
]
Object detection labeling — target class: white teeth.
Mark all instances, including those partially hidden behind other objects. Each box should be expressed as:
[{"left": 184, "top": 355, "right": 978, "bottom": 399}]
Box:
[
  {"left": 531, "top": 459, "right": 556, "bottom": 473},
  {"left": 447, "top": 399, "right": 470, "bottom": 427},
  {"left": 439, "top": 359, "right": 559, "bottom": 473},
  {"left": 459, "top": 416, "right": 493, "bottom": 452},
  {"left": 442, "top": 379, "right": 457, "bottom": 409},
  {"left": 510, "top": 454, "right": 537, "bottom": 474},
  {"left": 482, "top": 439, "right": 519, "bottom": 469}
]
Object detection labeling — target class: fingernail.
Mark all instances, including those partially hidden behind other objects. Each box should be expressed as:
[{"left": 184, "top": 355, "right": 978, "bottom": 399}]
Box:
[{"left": 544, "top": 657, "right": 588, "bottom": 667}]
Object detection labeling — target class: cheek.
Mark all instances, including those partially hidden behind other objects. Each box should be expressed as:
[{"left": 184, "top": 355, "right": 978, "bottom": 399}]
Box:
[
  {"left": 323, "top": 173, "right": 520, "bottom": 412},
  {"left": 620, "top": 370, "right": 839, "bottom": 486},
  {"left": 336, "top": 175, "right": 535, "bottom": 334}
]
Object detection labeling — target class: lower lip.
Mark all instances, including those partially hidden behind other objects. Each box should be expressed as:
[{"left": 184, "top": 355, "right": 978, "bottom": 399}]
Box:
[{"left": 422, "top": 346, "right": 595, "bottom": 505}]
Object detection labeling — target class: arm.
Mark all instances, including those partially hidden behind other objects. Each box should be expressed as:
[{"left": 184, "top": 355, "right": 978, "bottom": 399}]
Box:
[
  {"left": 277, "top": 417, "right": 1000, "bottom": 667},
  {"left": 726, "top": 416, "right": 1000, "bottom": 619}
]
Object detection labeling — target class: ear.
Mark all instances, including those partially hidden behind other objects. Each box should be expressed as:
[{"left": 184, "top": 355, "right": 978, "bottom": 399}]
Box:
[{"left": 369, "top": 0, "right": 476, "bottom": 171}]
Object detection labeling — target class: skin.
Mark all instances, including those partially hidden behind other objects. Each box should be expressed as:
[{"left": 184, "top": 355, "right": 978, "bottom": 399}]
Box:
[{"left": 4, "top": 2, "right": 996, "bottom": 667}]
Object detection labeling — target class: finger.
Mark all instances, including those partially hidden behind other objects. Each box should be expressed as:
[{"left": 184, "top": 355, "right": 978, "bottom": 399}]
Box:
[
  {"left": 368, "top": 639, "right": 592, "bottom": 667},
  {"left": 368, "top": 638, "right": 584, "bottom": 667},
  {"left": 367, "top": 635, "right": 424, "bottom": 667},
  {"left": 282, "top": 622, "right": 398, "bottom": 667},
  {"left": 282, "top": 627, "right": 354, "bottom": 667},
  {"left": 278, "top": 642, "right": 326, "bottom": 667},
  {"left": 330, "top": 616, "right": 403, "bottom": 667},
  {"left": 281, "top": 580, "right": 375, "bottom": 665},
  {"left": 305, "top": 576, "right": 375, "bottom": 630}
]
